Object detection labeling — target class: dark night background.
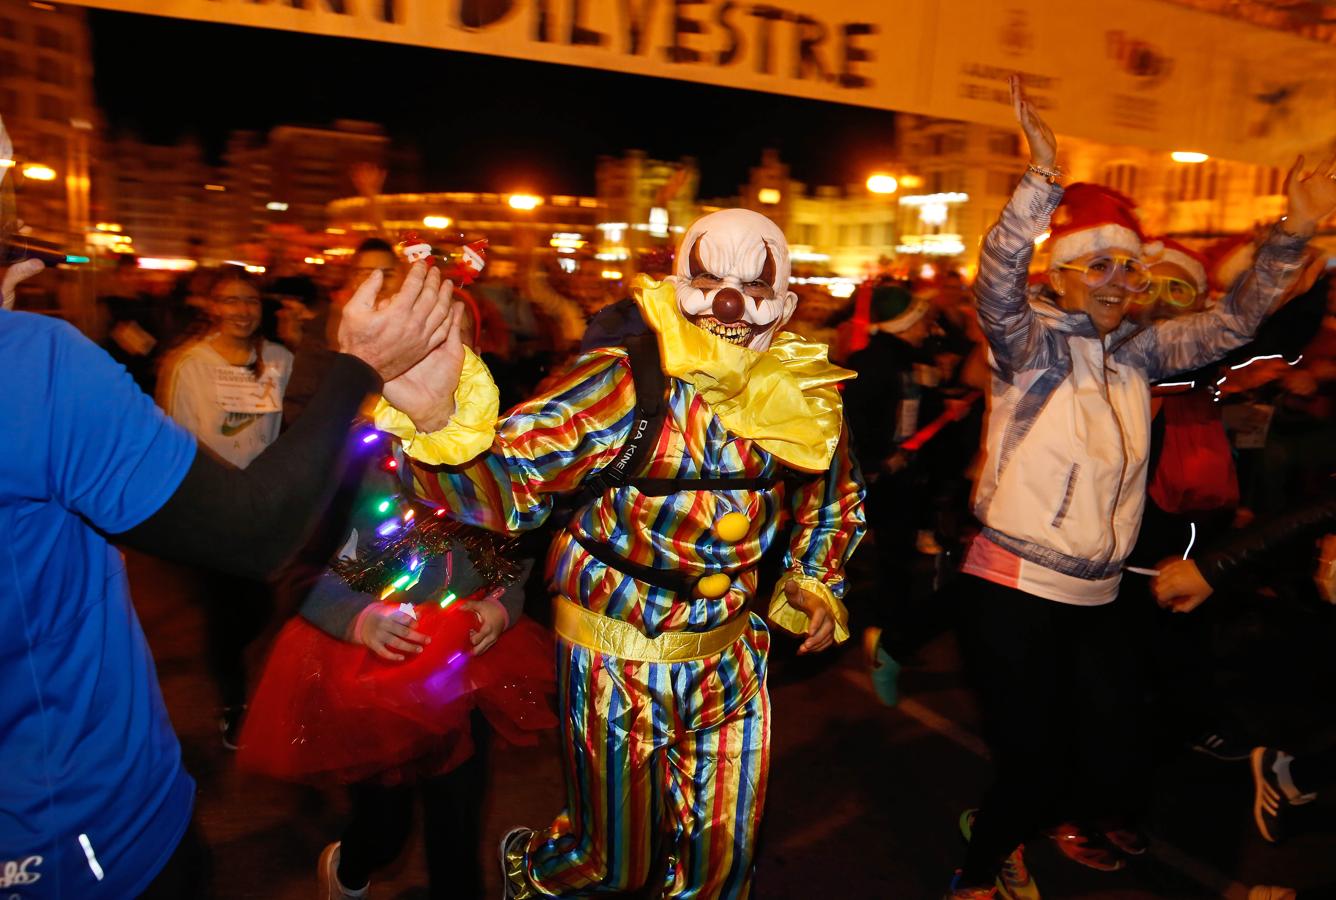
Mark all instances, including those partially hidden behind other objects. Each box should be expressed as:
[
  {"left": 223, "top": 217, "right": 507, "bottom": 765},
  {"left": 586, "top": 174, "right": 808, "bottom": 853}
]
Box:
[{"left": 87, "top": 9, "right": 897, "bottom": 198}]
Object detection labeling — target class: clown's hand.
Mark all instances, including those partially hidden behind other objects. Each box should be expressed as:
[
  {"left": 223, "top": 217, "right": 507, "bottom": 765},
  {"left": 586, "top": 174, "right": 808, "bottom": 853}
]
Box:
[
  {"left": 2, "top": 258, "right": 44, "bottom": 311},
  {"left": 1151, "top": 558, "right": 1214, "bottom": 614},
  {"left": 1283, "top": 154, "right": 1336, "bottom": 237},
  {"left": 1010, "top": 75, "right": 1056, "bottom": 170},
  {"left": 381, "top": 281, "right": 466, "bottom": 433},
  {"left": 786, "top": 580, "right": 835, "bottom": 654}
]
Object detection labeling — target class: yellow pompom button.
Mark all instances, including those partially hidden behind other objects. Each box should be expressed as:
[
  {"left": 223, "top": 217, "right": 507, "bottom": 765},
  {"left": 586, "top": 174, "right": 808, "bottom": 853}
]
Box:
[
  {"left": 695, "top": 573, "right": 732, "bottom": 599},
  {"left": 713, "top": 511, "right": 750, "bottom": 543}
]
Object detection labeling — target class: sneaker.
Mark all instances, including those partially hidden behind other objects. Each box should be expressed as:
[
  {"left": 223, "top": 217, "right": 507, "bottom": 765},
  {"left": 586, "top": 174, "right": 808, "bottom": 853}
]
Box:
[
  {"left": 499, "top": 826, "right": 538, "bottom": 900},
  {"left": 960, "top": 810, "right": 1040, "bottom": 900},
  {"left": 220, "top": 705, "right": 246, "bottom": 751},
  {"left": 1103, "top": 826, "right": 1148, "bottom": 856},
  {"left": 1049, "top": 822, "right": 1125, "bottom": 872},
  {"left": 1192, "top": 730, "right": 1252, "bottom": 762},
  {"left": 1251, "top": 747, "right": 1315, "bottom": 844},
  {"left": 318, "top": 842, "right": 368, "bottom": 900},
  {"left": 863, "top": 628, "right": 901, "bottom": 707},
  {"left": 944, "top": 871, "right": 997, "bottom": 899}
]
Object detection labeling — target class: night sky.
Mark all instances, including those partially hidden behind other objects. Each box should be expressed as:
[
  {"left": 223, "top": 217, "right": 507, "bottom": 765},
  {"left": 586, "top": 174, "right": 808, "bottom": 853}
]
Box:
[{"left": 88, "top": 10, "right": 897, "bottom": 198}]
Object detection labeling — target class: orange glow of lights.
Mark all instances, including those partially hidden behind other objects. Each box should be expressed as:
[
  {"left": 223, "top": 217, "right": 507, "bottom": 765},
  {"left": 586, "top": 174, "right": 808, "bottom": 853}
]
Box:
[{"left": 866, "top": 174, "right": 899, "bottom": 194}]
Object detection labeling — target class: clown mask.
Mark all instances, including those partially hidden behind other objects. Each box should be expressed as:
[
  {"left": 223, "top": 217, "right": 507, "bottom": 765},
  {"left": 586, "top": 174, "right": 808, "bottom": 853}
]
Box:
[{"left": 668, "top": 209, "right": 798, "bottom": 352}]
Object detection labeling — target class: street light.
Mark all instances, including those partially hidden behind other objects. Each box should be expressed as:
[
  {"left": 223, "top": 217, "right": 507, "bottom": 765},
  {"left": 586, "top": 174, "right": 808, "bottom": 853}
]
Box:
[
  {"left": 1171, "top": 151, "right": 1209, "bottom": 164},
  {"left": 21, "top": 164, "right": 56, "bottom": 181},
  {"left": 509, "top": 194, "right": 541, "bottom": 211},
  {"left": 866, "top": 174, "right": 898, "bottom": 194},
  {"left": 757, "top": 188, "right": 782, "bottom": 205},
  {"left": 423, "top": 215, "right": 452, "bottom": 229}
]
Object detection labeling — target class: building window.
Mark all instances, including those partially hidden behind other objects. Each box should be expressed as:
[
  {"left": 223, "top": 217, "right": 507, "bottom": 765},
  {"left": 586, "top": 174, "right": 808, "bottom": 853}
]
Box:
[
  {"left": 35, "top": 26, "right": 64, "bottom": 52},
  {"left": 37, "top": 93, "right": 66, "bottom": 123},
  {"left": 0, "top": 18, "right": 16, "bottom": 41},
  {"left": 987, "top": 170, "right": 1016, "bottom": 196},
  {"left": 1174, "top": 161, "right": 1218, "bottom": 201},
  {"left": 988, "top": 133, "right": 1021, "bottom": 157},
  {"left": 35, "top": 56, "right": 66, "bottom": 86},
  {"left": 1103, "top": 163, "right": 1139, "bottom": 197},
  {"left": 861, "top": 223, "right": 875, "bottom": 246},
  {"left": 1254, "top": 166, "right": 1282, "bottom": 196},
  {"left": 943, "top": 134, "right": 967, "bottom": 155}
]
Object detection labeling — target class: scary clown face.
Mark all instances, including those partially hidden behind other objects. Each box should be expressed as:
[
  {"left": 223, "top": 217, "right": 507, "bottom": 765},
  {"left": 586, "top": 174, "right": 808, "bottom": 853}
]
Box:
[{"left": 669, "top": 209, "right": 798, "bottom": 352}]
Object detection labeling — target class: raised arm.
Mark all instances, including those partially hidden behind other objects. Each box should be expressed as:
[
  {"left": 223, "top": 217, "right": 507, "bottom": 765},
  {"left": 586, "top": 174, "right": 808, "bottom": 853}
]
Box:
[
  {"left": 974, "top": 77, "right": 1065, "bottom": 377},
  {"left": 1138, "top": 155, "right": 1336, "bottom": 380}
]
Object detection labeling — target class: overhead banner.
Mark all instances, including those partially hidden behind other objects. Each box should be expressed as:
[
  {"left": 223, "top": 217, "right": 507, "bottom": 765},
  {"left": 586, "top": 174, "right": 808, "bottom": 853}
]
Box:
[{"left": 68, "top": 0, "right": 1336, "bottom": 165}]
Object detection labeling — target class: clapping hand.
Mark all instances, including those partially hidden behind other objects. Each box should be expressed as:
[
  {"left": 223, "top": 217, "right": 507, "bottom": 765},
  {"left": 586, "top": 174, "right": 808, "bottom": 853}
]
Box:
[
  {"left": 337, "top": 261, "right": 455, "bottom": 383},
  {"left": 381, "top": 282, "right": 469, "bottom": 433}
]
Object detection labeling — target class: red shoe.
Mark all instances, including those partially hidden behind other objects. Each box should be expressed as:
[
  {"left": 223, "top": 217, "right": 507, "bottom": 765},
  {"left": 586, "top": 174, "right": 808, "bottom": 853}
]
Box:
[{"left": 1049, "top": 822, "right": 1126, "bottom": 872}]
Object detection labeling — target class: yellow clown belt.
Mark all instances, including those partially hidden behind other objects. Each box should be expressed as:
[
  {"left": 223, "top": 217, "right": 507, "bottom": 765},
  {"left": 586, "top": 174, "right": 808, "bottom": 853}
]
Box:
[{"left": 553, "top": 596, "right": 750, "bottom": 663}]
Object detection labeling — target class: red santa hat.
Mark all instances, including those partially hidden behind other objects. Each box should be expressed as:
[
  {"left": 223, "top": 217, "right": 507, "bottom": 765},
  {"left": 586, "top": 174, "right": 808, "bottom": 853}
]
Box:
[
  {"left": 1048, "top": 183, "right": 1144, "bottom": 266},
  {"left": 1203, "top": 234, "right": 1255, "bottom": 294},
  {"left": 1142, "top": 236, "right": 1208, "bottom": 293}
]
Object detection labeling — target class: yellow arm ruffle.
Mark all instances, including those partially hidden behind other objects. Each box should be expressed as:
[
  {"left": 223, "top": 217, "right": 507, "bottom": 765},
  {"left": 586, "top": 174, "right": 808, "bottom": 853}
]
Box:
[
  {"left": 768, "top": 571, "right": 851, "bottom": 644},
  {"left": 372, "top": 345, "right": 500, "bottom": 465},
  {"left": 632, "top": 276, "right": 854, "bottom": 473}
]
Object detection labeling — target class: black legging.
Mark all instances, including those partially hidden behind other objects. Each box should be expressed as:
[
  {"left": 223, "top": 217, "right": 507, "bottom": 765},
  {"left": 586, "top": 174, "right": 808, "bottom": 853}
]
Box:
[
  {"left": 338, "top": 720, "right": 489, "bottom": 899},
  {"left": 956, "top": 576, "right": 1145, "bottom": 887},
  {"left": 201, "top": 573, "right": 273, "bottom": 711}
]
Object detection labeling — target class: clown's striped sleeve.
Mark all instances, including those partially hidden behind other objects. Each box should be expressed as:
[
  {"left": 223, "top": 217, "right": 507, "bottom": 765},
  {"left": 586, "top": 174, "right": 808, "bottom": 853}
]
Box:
[
  {"left": 783, "top": 426, "right": 866, "bottom": 599},
  {"left": 411, "top": 349, "right": 636, "bottom": 534}
]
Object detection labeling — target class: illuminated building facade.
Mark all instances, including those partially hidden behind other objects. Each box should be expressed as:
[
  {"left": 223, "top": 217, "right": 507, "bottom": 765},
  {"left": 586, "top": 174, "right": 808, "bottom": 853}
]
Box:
[
  {"left": 0, "top": 1, "right": 95, "bottom": 250},
  {"left": 325, "top": 190, "right": 603, "bottom": 273}
]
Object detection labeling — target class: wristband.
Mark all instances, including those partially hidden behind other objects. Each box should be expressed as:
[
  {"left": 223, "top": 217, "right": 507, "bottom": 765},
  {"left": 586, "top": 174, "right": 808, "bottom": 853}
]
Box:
[{"left": 1027, "top": 162, "right": 1062, "bottom": 184}]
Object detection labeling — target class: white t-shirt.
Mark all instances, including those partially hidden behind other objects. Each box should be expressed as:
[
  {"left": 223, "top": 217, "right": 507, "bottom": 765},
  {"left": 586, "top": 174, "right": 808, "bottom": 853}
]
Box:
[{"left": 162, "top": 337, "right": 294, "bottom": 468}]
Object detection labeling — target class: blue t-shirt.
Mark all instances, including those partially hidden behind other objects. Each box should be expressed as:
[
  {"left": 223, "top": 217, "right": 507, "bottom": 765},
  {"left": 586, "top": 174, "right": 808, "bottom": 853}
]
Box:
[{"left": 0, "top": 312, "right": 197, "bottom": 898}]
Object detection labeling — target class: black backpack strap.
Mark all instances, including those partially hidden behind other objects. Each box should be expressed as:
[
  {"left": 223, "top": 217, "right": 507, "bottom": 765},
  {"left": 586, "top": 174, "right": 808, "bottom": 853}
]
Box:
[{"left": 589, "top": 333, "right": 667, "bottom": 490}]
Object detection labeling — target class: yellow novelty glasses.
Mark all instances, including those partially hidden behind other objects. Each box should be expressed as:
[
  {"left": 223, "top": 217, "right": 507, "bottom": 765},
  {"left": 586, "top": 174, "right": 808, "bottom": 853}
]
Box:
[
  {"left": 1133, "top": 275, "right": 1200, "bottom": 308},
  {"left": 1055, "top": 254, "right": 1151, "bottom": 293}
]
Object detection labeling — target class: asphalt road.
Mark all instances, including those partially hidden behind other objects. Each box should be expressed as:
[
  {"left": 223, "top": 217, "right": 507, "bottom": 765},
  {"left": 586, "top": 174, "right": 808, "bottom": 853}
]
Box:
[{"left": 128, "top": 548, "right": 1336, "bottom": 899}]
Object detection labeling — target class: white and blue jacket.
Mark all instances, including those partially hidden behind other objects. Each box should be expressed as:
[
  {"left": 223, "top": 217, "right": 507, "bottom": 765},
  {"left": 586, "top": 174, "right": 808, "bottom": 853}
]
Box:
[{"left": 964, "top": 173, "right": 1308, "bottom": 605}]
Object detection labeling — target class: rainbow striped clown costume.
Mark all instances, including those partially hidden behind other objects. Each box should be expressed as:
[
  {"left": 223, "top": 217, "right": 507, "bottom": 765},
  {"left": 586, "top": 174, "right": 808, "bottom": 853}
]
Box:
[{"left": 376, "top": 209, "right": 865, "bottom": 899}]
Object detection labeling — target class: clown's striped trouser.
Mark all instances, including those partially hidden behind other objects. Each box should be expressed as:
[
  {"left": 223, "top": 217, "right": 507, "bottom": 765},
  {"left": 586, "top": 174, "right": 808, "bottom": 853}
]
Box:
[{"left": 522, "top": 616, "right": 771, "bottom": 900}]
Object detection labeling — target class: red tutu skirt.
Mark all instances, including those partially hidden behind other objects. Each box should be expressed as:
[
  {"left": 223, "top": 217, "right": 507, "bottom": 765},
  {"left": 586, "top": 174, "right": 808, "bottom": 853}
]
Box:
[{"left": 238, "top": 603, "right": 556, "bottom": 786}]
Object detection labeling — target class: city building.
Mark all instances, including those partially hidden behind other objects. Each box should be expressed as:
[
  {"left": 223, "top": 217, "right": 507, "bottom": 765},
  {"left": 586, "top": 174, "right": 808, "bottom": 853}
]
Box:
[
  {"left": 0, "top": 1, "right": 95, "bottom": 250},
  {"left": 99, "top": 133, "right": 214, "bottom": 259},
  {"left": 325, "top": 189, "right": 603, "bottom": 274}
]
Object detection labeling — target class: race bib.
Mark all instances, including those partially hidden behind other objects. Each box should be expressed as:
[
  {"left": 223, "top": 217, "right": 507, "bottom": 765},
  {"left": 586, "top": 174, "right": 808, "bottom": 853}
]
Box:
[{"left": 214, "top": 365, "right": 282, "bottom": 414}]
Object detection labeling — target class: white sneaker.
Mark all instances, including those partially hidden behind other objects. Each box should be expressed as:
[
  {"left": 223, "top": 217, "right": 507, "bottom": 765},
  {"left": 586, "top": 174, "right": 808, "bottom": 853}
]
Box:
[{"left": 318, "top": 842, "right": 368, "bottom": 900}]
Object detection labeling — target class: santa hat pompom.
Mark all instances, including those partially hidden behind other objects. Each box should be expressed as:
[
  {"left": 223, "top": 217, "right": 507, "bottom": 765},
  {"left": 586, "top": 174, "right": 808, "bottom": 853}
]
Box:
[
  {"left": 1142, "top": 236, "right": 1208, "bottom": 293},
  {"left": 1048, "top": 183, "right": 1144, "bottom": 267}
]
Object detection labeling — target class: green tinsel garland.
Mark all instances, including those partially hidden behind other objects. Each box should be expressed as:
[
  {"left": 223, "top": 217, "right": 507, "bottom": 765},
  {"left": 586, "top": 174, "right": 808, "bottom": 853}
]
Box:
[{"left": 332, "top": 504, "right": 522, "bottom": 595}]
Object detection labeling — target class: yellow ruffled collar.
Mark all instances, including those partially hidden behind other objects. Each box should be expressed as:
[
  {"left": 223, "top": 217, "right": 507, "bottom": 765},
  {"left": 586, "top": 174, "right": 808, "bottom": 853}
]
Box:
[{"left": 632, "top": 276, "right": 854, "bottom": 472}]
